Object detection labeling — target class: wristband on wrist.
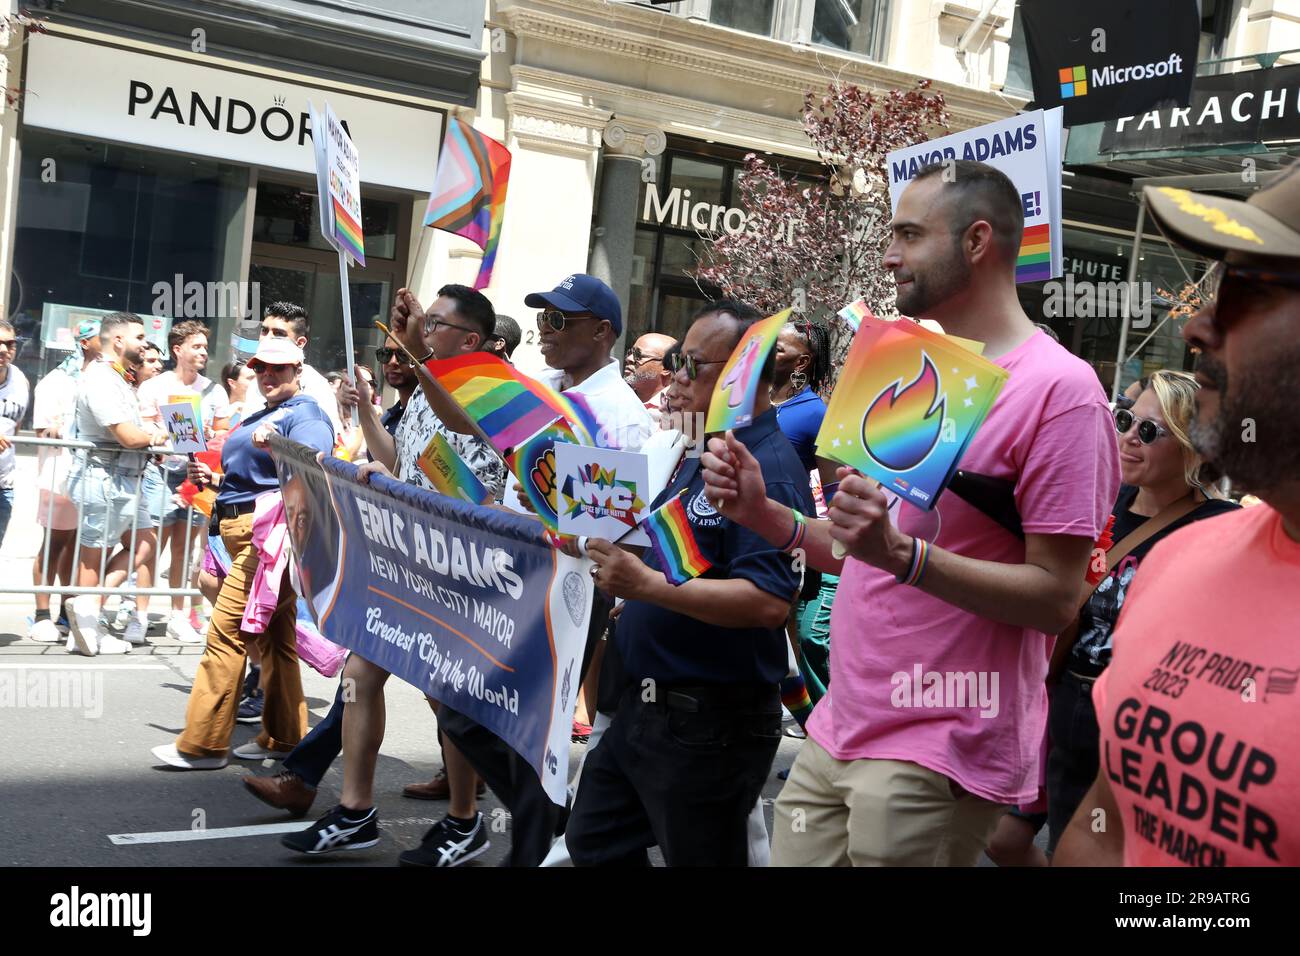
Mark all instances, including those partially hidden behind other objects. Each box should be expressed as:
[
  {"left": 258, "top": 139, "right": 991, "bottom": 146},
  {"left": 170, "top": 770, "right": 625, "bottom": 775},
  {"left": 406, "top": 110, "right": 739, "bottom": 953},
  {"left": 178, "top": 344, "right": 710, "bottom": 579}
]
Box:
[
  {"left": 896, "top": 537, "right": 930, "bottom": 587},
  {"left": 779, "top": 507, "right": 807, "bottom": 553}
]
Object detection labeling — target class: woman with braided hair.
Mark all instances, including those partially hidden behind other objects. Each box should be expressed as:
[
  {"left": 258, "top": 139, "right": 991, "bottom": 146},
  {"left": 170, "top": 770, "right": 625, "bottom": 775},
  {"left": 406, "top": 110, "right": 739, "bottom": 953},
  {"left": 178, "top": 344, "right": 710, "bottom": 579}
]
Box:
[{"left": 769, "top": 318, "right": 840, "bottom": 734}]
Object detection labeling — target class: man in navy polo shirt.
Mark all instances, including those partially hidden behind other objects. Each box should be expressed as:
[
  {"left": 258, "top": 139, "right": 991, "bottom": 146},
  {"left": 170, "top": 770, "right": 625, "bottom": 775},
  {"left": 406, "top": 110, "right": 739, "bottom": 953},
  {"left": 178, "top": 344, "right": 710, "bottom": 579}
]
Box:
[{"left": 569, "top": 299, "right": 815, "bottom": 866}]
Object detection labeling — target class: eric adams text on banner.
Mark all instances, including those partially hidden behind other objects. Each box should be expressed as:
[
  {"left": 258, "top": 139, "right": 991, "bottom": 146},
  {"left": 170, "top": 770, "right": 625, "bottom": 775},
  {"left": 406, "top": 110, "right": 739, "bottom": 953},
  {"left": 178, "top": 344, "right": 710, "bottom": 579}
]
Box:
[{"left": 272, "top": 437, "right": 593, "bottom": 805}]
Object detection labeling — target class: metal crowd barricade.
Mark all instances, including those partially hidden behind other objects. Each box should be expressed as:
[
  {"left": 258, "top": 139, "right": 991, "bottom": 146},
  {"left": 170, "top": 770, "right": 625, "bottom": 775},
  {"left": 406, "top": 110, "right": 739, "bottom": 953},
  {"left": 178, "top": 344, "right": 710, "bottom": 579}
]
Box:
[{"left": 5, "top": 434, "right": 204, "bottom": 600}]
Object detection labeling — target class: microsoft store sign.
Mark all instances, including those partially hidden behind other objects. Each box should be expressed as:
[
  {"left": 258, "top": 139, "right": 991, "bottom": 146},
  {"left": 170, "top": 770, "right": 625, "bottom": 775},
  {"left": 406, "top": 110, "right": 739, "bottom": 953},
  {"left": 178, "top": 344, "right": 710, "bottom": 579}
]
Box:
[{"left": 641, "top": 183, "right": 795, "bottom": 241}]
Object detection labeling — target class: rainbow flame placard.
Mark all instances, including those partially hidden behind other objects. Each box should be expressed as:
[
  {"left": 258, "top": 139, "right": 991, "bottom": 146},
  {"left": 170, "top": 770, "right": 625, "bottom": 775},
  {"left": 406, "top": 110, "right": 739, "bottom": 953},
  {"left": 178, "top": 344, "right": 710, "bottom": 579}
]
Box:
[
  {"left": 816, "top": 314, "right": 1008, "bottom": 511},
  {"left": 638, "top": 492, "right": 711, "bottom": 586},
  {"left": 705, "top": 308, "right": 790, "bottom": 433},
  {"left": 505, "top": 417, "right": 581, "bottom": 533},
  {"left": 417, "top": 431, "right": 492, "bottom": 505}
]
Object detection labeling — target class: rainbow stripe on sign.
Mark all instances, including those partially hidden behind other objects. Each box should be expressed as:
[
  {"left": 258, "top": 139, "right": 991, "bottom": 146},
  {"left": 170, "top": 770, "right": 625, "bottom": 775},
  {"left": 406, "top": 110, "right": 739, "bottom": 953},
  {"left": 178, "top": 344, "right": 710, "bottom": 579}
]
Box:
[
  {"left": 1016, "top": 223, "right": 1051, "bottom": 283},
  {"left": 417, "top": 431, "right": 492, "bottom": 505},
  {"left": 705, "top": 308, "right": 790, "bottom": 433},
  {"left": 331, "top": 197, "right": 366, "bottom": 266},
  {"left": 639, "top": 493, "right": 711, "bottom": 586}
]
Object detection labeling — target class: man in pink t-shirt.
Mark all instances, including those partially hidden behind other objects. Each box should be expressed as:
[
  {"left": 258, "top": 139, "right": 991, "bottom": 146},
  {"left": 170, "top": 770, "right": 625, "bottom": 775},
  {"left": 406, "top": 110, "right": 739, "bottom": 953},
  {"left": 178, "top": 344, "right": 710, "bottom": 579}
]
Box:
[
  {"left": 702, "top": 161, "right": 1119, "bottom": 865},
  {"left": 1055, "top": 166, "right": 1300, "bottom": 866}
]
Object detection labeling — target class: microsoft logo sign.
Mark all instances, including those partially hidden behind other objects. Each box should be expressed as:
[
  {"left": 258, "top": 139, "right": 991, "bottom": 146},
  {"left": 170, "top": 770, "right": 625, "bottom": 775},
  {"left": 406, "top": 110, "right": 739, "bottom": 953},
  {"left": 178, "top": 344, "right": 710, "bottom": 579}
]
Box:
[{"left": 1059, "top": 66, "right": 1087, "bottom": 98}]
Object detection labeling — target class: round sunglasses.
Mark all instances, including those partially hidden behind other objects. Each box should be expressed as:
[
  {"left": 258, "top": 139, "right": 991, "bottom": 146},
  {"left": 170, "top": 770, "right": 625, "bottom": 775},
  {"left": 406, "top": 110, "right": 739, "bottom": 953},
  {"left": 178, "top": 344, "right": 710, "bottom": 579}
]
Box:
[{"left": 1114, "top": 407, "right": 1170, "bottom": 445}]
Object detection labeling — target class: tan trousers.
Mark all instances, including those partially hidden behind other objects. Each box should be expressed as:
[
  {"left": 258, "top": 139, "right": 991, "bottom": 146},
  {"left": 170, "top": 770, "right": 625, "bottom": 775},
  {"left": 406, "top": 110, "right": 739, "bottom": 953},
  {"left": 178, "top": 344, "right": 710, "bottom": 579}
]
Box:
[
  {"left": 176, "top": 511, "right": 307, "bottom": 758},
  {"left": 771, "top": 736, "right": 1007, "bottom": 866}
]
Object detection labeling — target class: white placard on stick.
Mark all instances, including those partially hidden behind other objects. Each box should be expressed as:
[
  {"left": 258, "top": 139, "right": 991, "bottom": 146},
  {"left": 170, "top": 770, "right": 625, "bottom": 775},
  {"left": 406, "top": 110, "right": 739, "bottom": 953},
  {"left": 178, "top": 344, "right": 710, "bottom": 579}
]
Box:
[
  {"left": 160, "top": 401, "right": 206, "bottom": 455},
  {"left": 556, "top": 444, "right": 653, "bottom": 546}
]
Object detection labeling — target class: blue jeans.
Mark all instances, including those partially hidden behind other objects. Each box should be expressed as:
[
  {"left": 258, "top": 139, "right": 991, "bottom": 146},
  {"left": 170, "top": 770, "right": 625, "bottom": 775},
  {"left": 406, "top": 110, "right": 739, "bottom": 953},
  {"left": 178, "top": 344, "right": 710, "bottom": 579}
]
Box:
[
  {"left": 282, "top": 680, "right": 345, "bottom": 788},
  {"left": 0, "top": 487, "right": 13, "bottom": 546}
]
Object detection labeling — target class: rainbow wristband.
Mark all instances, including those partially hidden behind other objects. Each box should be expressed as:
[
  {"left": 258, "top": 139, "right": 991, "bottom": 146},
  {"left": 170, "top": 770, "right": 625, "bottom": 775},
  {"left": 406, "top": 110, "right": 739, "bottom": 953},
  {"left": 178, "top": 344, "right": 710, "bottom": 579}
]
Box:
[
  {"left": 897, "top": 537, "right": 930, "bottom": 587},
  {"left": 779, "top": 508, "right": 807, "bottom": 553}
]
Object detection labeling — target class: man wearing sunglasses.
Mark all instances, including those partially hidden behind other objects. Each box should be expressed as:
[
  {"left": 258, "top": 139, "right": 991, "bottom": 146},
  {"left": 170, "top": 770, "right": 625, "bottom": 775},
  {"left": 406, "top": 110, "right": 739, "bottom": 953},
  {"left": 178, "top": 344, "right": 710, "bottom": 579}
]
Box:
[
  {"left": 0, "top": 317, "right": 28, "bottom": 554},
  {"left": 1056, "top": 165, "right": 1300, "bottom": 867},
  {"left": 623, "top": 332, "right": 677, "bottom": 425},
  {"left": 374, "top": 345, "right": 418, "bottom": 438}
]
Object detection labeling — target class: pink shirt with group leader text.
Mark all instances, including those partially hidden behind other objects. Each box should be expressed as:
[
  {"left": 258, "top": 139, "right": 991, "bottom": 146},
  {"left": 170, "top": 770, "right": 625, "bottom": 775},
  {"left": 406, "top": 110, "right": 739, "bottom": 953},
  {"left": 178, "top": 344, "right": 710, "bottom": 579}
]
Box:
[{"left": 806, "top": 329, "right": 1120, "bottom": 804}]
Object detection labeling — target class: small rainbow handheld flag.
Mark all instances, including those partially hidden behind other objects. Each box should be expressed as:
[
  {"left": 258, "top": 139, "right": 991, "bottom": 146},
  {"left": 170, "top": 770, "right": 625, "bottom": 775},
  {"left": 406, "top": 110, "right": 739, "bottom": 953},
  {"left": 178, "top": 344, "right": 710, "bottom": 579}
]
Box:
[
  {"left": 424, "top": 352, "right": 592, "bottom": 456},
  {"left": 425, "top": 119, "right": 511, "bottom": 291},
  {"left": 638, "top": 492, "right": 711, "bottom": 586},
  {"left": 417, "top": 431, "right": 492, "bottom": 505},
  {"left": 837, "top": 299, "right": 872, "bottom": 333},
  {"left": 705, "top": 307, "right": 791, "bottom": 433},
  {"left": 331, "top": 197, "right": 366, "bottom": 266}
]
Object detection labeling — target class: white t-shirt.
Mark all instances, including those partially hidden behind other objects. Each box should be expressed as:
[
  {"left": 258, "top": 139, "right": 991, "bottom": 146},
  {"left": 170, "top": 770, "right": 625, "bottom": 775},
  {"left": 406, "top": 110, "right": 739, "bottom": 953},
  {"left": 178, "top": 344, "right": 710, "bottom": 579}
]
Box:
[
  {"left": 137, "top": 370, "right": 231, "bottom": 472},
  {"left": 75, "top": 360, "right": 147, "bottom": 470},
  {"left": 33, "top": 366, "right": 77, "bottom": 433},
  {"left": 0, "top": 364, "right": 29, "bottom": 488},
  {"left": 503, "top": 358, "right": 654, "bottom": 513}
]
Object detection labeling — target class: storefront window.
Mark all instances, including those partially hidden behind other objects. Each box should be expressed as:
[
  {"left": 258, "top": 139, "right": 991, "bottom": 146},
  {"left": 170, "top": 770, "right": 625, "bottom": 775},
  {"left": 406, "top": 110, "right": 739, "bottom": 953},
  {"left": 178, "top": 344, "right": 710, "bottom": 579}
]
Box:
[
  {"left": 710, "top": 0, "right": 775, "bottom": 37},
  {"left": 813, "top": 0, "right": 888, "bottom": 59},
  {"left": 252, "top": 180, "right": 399, "bottom": 260},
  {"left": 8, "top": 131, "right": 249, "bottom": 397}
]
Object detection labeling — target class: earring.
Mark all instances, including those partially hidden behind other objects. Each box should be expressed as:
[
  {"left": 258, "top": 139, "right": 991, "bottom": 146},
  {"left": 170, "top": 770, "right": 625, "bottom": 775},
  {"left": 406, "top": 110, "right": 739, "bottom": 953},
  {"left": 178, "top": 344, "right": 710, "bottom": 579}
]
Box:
[{"left": 790, "top": 371, "right": 808, "bottom": 391}]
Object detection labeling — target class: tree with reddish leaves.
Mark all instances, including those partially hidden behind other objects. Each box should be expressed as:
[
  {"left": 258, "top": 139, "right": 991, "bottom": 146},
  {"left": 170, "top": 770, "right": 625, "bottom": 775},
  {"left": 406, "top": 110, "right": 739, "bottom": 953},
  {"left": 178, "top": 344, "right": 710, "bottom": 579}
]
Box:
[{"left": 694, "top": 79, "right": 948, "bottom": 388}]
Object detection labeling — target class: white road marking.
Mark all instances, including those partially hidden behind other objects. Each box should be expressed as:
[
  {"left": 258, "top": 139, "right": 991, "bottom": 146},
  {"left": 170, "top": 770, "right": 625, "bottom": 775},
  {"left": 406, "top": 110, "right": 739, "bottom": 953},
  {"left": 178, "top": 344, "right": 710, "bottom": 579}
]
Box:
[{"left": 108, "top": 817, "right": 445, "bottom": 846}]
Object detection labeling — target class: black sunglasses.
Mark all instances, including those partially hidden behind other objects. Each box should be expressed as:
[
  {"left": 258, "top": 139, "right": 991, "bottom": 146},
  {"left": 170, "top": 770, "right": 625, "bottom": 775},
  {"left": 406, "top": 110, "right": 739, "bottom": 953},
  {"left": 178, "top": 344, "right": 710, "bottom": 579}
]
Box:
[
  {"left": 1204, "top": 262, "right": 1300, "bottom": 324},
  {"left": 668, "top": 351, "right": 726, "bottom": 381},
  {"left": 536, "top": 309, "right": 601, "bottom": 333},
  {"left": 1114, "top": 408, "right": 1170, "bottom": 445},
  {"left": 376, "top": 346, "right": 414, "bottom": 367},
  {"left": 626, "top": 347, "right": 664, "bottom": 367}
]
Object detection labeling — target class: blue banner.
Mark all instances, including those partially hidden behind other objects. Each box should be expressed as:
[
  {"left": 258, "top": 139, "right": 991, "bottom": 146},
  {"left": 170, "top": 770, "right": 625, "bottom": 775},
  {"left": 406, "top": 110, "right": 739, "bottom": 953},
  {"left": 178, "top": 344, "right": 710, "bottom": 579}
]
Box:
[{"left": 272, "top": 438, "right": 593, "bottom": 805}]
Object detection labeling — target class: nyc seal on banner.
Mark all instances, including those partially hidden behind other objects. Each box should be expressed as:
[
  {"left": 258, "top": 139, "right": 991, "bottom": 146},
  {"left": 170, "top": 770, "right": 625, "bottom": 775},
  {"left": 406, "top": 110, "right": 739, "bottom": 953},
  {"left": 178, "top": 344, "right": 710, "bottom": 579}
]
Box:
[
  {"left": 272, "top": 436, "right": 593, "bottom": 806},
  {"left": 886, "top": 109, "right": 1064, "bottom": 283}
]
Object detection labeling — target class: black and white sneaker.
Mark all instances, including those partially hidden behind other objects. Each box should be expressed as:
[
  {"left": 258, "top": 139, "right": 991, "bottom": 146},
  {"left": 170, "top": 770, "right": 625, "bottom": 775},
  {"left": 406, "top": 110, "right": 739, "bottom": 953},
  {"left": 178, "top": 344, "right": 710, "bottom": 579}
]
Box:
[
  {"left": 281, "top": 805, "right": 380, "bottom": 855},
  {"left": 398, "top": 813, "right": 489, "bottom": 868}
]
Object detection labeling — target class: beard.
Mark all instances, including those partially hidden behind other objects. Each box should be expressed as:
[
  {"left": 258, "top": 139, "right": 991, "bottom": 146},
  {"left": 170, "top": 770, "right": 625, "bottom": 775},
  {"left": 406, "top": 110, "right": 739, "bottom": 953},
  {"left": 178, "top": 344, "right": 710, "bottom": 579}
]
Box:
[
  {"left": 1189, "top": 345, "right": 1300, "bottom": 493},
  {"left": 895, "top": 239, "right": 972, "bottom": 316}
]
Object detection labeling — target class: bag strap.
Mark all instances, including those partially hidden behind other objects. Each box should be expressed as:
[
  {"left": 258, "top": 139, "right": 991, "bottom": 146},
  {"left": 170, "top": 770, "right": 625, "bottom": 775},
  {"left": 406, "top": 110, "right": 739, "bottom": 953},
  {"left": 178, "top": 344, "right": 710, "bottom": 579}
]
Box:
[{"left": 1049, "top": 490, "right": 1204, "bottom": 684}]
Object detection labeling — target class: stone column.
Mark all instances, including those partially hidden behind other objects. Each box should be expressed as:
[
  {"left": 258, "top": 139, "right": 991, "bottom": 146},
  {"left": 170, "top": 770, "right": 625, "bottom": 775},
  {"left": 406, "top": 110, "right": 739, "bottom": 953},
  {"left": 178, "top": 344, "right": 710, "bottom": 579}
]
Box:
[{"left": 588, "top": 120, "right": 664, "bottom": 361}]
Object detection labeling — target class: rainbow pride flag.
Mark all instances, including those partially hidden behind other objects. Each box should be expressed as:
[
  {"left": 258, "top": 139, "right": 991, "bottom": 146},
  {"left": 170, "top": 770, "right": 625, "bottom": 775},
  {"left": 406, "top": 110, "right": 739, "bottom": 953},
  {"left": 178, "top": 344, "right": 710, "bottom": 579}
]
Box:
[
  {"left": 1015, "top": 222, "right": 1052, "bottom": 283},
  {"left": 424, "top": 119, "right": 511, "bottom": 291},
  {"left": 417, "top": 431, "right": 492, "bottom": 505},
  {"left": 837, "top": 299, "right": 872, "bottom": 333},
  {"left": 424, "top": 352, "right": 591, "bottom": 455},
  {"left": 331, "top": 197, "right": 366, "bottom": 266},
  {"left": 638, "top": 493, "right": 711, "bottom": 586},
  {"left": 705, "top": 307, "right": 790, "bottom": 433}
]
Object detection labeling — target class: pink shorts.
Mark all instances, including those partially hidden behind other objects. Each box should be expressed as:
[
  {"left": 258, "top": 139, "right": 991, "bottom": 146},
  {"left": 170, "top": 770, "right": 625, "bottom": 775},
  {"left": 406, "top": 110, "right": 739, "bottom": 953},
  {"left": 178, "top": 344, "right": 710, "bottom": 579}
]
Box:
[{"left": 37, "top": 491, "right": 78, "bottom": 531}]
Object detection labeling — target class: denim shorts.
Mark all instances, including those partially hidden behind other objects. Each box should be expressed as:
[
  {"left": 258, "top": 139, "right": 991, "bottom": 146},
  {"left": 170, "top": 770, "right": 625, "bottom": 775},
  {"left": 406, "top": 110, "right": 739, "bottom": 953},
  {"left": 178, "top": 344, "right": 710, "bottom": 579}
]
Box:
[
  {"left": 160, "top": 465, "right": 205, "bottom": 527},
  {"left": 140, "top": 464, "right": 170, "bottom": 526},
  {"left": 68, "top": 460, "right": 152, "bottom": 550}
]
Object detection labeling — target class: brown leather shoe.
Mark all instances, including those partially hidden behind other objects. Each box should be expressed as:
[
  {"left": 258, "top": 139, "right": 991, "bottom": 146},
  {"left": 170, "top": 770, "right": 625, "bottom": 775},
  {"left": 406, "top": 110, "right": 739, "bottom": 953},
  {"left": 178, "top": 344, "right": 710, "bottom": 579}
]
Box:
[
  {"left": 242, "top": 770, "right": 316, "bottom": 817},
  {"left": 402, "top": 769, "right": 487, "bottom": 800}
]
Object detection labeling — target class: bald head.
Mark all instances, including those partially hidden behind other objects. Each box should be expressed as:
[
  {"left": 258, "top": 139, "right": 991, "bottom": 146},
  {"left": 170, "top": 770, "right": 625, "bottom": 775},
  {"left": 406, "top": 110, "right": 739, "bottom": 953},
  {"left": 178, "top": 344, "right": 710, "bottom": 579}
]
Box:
[{"left": 624, "top": 332, "right": 677, "bottom": 401}]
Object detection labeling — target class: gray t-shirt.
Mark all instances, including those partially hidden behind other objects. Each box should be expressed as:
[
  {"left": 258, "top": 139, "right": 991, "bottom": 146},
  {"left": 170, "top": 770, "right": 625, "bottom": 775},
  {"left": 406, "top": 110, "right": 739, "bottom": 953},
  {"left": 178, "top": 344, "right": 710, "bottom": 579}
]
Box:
[
  {"left": 0, "top": 363, "right": 29, "bottom": 489},
  {"left": 75, "top": 360, "right": 147, "bottom": 470}
]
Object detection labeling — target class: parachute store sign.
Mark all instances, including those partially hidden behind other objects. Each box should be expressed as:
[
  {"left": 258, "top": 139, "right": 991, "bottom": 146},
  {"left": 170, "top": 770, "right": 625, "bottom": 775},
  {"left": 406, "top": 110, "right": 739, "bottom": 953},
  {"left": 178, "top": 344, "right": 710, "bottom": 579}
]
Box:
[{"left": 22, "top": 33, "right": 441, "bottom": 191}]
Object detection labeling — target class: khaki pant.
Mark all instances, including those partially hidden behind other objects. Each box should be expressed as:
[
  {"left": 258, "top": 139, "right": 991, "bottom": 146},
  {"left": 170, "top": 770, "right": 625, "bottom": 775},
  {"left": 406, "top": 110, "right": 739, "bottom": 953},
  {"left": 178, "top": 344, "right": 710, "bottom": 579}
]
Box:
[
  {"left": 176, "top": 511, "right": 306, "bottom": 758},
  {"left": 772, "top": 736, "right": 1007, "bottom": 866}
]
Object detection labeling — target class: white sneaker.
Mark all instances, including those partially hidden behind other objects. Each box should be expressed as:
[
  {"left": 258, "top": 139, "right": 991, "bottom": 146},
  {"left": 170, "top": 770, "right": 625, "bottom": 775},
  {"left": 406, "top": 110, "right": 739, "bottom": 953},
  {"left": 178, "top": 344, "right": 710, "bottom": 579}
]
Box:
[
  {"left": 151, "top": 742, "right": 229, "bottom": 770},
  {"left": 115, "top": 603, "right": 134, "bottom": 630},
  {"left": 122, "top": 614, "right": 149, "bottom": 646},
  {"left": 233, "top": 741, "right": 286, "bottom": 761},
  {"left": 28, "top": 618, "right": 63, "bottom": 643},
  {"left": 67, "top": 596, "right": 102, "bottom": 656},
  {"left": 97, "top": 635, "right": 132, "bottom": 655},
  {"left": 167, "top": 611, "right": 206, "bottom": 645}
]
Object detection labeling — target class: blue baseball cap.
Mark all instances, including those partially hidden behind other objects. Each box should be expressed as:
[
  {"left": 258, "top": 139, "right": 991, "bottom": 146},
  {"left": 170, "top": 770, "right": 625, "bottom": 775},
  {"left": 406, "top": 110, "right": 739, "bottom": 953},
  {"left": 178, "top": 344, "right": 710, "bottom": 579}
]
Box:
[{"left": 524, "top": 273, "right": 622, "bottom": 336}]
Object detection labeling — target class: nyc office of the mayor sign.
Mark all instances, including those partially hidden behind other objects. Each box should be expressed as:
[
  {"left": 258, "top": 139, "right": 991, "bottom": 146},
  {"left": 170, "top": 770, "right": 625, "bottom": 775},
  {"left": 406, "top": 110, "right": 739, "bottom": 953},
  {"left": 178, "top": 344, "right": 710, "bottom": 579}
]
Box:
[{"left": 22, "top": 33, "right": 440, "bottom": 192}]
